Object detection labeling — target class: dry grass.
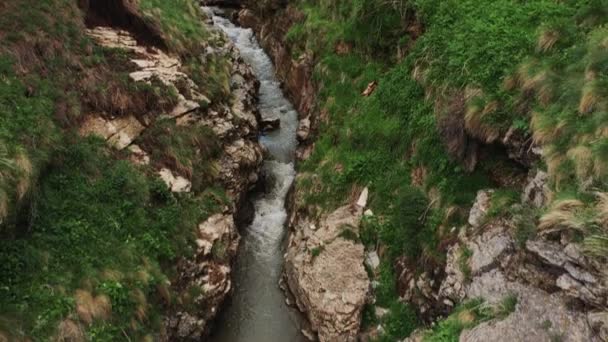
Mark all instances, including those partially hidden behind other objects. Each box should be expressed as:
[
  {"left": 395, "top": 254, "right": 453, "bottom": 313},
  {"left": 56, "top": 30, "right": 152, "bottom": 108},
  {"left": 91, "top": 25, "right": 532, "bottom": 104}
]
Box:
[
  {"left": 567, "top": 146, "right": 593, "bottom": 183},
  {"left": 517, "top": 61, "right": 548, "bottom": 93},
  {"left": 55, "top": 319, "right": 85, "bottom": 342},
  {"left": 0, "top": 190, "right": 7, "bottom": 225},
  {"left": 537, "top": 83, "right": 553, "bottom": 106},
  {"left": 131, "top": 289, "right": 148, "bottom": 322},
  {"left": 411, "top": 63, "right": 428, "bottom": 84},
  {"left": 100, "top": 269, "right": 124, "bottom": 282},
  {"left": 14, "top": 153, "right": 32, "bottom": 201},
  {"left": 502, "top": 74, "right": 518, "bottom": 91},
  {"left": 135, "top": 269, "right": 151, "bottom": 285},
  {"left": 595, "top": 192, "right": 608, "bottom": 226},
  {"left": 156, "top": 282, "right": 171, "bottom": 305},
  {"left": 457, "top": 310, "right": 476, "bottom": 325},
  {"left": 537, "top": 29, "right": 559, "bottom": 52},
  {"left": 531, "top": 110, "right": 556, "bottom": 145},
  {"left": 464, "top": 100, "right": 501, "bottom": 143},
  {"left": 579, "top": 83, "right": 600, "bottom": 114},
  {"left": 74, "top": 290, "right": 112, "bottom": 325},
  {"left": 538, "top": 198, "right": 585, "bottom": 233}
]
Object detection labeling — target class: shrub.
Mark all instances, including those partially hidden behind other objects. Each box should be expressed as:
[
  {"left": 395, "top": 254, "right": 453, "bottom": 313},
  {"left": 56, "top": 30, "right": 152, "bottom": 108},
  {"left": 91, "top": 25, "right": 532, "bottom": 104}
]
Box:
[
  {"left": 382, "top": 301, "right": 420, "bottom": 340},
  {"left": 380, "top": 186, "right": 429, "bottom": 260}
]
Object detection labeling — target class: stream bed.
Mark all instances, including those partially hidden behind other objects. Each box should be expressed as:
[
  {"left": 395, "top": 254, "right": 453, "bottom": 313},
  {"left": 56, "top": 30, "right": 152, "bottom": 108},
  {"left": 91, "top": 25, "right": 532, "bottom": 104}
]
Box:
[{"left": 204, "top": 8, "right": 308, "bottom": 342}]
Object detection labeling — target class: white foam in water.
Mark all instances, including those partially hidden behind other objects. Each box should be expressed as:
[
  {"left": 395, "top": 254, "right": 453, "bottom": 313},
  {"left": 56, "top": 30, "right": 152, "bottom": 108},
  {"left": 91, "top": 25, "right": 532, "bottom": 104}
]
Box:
[{"left": 206, "top": 7, "right": 307, "bottom": 342}]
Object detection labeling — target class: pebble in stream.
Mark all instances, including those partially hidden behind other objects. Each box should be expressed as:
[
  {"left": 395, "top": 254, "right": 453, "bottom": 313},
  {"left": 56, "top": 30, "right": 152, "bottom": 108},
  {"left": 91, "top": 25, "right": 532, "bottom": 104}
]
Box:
[{"left": 204, "top": 8, "right": 309, "bottom": 342}]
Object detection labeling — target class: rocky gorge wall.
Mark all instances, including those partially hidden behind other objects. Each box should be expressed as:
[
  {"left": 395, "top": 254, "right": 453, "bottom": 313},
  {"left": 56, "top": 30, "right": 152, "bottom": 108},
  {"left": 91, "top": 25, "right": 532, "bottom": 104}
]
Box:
[
  {"left": 81, "top": 23, "right": 265, "bottom": 340},
  {"left": 229, "top": 1, "right": 608, "bottom": 341},
  {"left": 230, "top": 4, "right": 373, "bottom": 341},
  {"left": 235, "top": 6, "right": 317, "bottom": 160}
]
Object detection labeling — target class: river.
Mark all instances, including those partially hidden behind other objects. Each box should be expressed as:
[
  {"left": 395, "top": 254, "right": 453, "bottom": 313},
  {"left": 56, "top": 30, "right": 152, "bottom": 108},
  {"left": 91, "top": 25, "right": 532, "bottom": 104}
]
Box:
[{"left": 204, "top": 7, "right": 308, "bottom": 342}]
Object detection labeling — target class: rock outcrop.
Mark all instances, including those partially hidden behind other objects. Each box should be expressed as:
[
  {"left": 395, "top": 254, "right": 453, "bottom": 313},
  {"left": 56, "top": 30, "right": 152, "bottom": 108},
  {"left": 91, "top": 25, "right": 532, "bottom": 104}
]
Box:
[
  {"left": 164, "top": 214, "right": 240, "bottom": 339},
  {"left": 403, "top": 186, "right": 607, "bottom": 341},
  {"left": 285, "top": 189, "right": 370, "bottom": 342},
  {"left": 82, "top": 24, "right": 264, "bottom": 341}
]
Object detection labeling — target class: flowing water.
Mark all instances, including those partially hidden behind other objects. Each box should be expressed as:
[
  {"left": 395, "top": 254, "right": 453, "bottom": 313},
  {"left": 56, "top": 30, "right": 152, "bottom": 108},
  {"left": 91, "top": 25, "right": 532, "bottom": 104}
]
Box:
[{"left": 204, "top": 8, "right": 307, "bottom": 342}]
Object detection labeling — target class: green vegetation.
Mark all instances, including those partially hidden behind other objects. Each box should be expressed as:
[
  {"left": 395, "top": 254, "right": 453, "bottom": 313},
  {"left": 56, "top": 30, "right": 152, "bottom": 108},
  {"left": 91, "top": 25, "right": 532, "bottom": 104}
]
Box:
[
  {"left": 139, "top": 0, "right": 232, "bottom": 102},
  {"left": 0, "top": 138, "right": 227, "bottom": 339},
  {"left": 311, "top": 245, "right": 326, "bottom": 258},
  {"left": 458, "top": 246, "right": 473, "bottom": 281},
  {"left": 338, "top": 226, "right": 360, "bottom": 242},
  {"left": 292, "top": 0, "right": 608, "bottom": 265},
  {"left": 139, "top": 0, "right": 209, "bottom": 54},
  {"left": 422, "top": 299, "right": 494, "bottom": 342},
  {"left": 377, "top": 301, "right": 419, "bottom": 342},
  {"left": 486, "top": 189, "right": 520, "bottom": 219},
  {"left": 285, "top": 0, "right": 608, "bottom": 340},
  {"left": 419, "top": 295, "right": 516, "bottom": 342},
  {"left": 0, "top": 0, "right": 234, "bottom": 339}
]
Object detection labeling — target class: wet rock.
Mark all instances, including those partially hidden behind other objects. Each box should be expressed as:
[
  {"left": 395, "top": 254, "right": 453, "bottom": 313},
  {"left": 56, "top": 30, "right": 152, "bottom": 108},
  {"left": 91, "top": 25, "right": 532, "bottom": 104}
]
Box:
[
  {"left": 261, "top": 116, "right": 281, "bottom": 131},
  {"left": 302, "top": 328, "right": 317, "bottom": 341},
  {"left": 285, "top": 189, "right": 370, "bottom": 342},
  {"left": 238, "top": 5, "right": 319, "bottom": 164}
]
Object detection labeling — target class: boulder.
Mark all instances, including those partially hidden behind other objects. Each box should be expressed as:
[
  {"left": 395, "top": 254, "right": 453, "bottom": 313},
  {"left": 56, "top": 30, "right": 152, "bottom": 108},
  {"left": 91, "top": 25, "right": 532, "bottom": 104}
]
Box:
[{"left": 285, "top": 189, "right": 370, "bottom": 342}]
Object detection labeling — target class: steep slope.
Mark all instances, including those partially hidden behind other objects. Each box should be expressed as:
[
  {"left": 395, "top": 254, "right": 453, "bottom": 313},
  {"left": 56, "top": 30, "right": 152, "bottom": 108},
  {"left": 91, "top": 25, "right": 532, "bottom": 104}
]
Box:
[
  {"left": 237, "top": 0, "right": 608, "bottom": 341},
  {"left": 0, "top": 0, "right": 263, "bottom": 340}
]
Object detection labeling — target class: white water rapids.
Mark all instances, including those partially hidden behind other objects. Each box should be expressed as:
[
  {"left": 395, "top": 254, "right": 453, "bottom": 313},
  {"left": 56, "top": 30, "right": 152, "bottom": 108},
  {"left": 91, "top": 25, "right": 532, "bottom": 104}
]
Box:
[{"left": 204, "top": 8, "right": 308, "bottom": 342}]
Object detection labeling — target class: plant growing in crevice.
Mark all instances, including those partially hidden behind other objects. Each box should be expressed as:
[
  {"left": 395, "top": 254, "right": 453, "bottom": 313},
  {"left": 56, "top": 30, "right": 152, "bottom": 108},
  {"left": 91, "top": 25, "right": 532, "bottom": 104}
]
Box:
[
  {"left": 311, "top": 245, "right": 325, "bottom": 259},
  {"left": 458, "top": 246, "right": 473, "bottom": 281}
]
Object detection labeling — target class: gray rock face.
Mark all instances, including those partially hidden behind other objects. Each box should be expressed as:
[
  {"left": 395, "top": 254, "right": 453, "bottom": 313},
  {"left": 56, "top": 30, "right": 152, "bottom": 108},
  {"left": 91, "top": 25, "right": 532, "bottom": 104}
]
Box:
[
  {"left": 525, "top": 240, "right": 607, "bottom": 307},
  {"left": 285, "top": 189, "right": 370, "bottom": 342},
  {"left": 401, "top": 186, "right": 605, "bottom": 341},
  {"left": 522, "top": 170, "right": 550, "bottom": 208},
  {"left": 165, "top": 214, "right": 240, "bottom": 340},
  {"left": 436, "top": 222, "right": 602, "bottom": 342},
  {"left": 468, "top": 190, "right": 493, "bottom": 227},
  {"left": 461, "top": 270, "right": 595, "bottom": 342},
  {"left": 467, "top": 227, "right": 514, "bottom": 276}
]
